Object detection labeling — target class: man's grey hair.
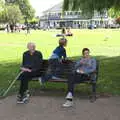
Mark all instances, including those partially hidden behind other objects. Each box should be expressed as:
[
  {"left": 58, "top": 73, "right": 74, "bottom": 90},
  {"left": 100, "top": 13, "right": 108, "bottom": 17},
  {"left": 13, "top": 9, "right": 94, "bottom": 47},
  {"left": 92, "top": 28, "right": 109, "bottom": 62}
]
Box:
[{"left": 27, "top": 42, "right": 36, "bottom": 48}]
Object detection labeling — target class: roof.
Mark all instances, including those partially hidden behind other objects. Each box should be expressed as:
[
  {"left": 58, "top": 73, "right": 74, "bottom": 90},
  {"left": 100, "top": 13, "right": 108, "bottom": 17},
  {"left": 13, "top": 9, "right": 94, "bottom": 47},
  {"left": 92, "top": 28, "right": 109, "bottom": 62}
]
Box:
[{"left": 43, "top": 2, "right": 63, "bottom": 13}]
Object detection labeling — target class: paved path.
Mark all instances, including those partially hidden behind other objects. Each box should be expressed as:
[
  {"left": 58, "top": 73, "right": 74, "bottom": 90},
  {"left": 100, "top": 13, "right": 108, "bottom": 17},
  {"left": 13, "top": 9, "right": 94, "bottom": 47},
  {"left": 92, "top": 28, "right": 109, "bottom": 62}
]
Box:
[{"left": 0, "top": 95, "right": 120, "bottom": 120}]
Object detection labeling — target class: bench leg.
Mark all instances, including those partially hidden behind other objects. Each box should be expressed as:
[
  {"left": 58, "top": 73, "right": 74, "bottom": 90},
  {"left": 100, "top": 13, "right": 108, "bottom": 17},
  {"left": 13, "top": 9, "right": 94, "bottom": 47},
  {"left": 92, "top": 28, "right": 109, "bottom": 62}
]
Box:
[{"left": 90, "top": 82, "right": 97, "bottom": 103}]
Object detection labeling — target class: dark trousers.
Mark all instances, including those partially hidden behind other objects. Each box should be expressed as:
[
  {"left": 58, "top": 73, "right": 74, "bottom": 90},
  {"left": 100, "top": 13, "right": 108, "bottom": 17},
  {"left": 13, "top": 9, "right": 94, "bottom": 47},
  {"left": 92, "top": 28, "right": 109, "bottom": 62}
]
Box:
[
  {"left": 41, "top": 59, "right": 62, "bottom": 82},
  {"left": 68, "top": 72, "right": 95, "bottom": 95},
  {"left": 42, "top": 59, "right": 69, "bottom": 82},
  {"left": 18, "top": 71, "right": 42, "bottom": 97},
  {"left": 49, "top": 59, "right": 63, "bottom": 77}
]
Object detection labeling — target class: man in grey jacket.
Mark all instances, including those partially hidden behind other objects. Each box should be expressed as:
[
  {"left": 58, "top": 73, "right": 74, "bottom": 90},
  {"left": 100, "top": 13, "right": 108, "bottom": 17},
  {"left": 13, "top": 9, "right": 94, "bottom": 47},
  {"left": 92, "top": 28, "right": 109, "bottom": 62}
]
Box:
[{"left": 63, "top": 48, "right": 97, "bottom": 107}]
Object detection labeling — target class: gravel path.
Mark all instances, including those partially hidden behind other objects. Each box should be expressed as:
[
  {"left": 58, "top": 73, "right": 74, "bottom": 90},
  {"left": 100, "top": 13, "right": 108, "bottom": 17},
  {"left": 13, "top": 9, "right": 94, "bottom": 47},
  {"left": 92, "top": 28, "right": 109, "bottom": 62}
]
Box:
[{"left": 0, "top": 95, "right": 120, "bottom": 120}]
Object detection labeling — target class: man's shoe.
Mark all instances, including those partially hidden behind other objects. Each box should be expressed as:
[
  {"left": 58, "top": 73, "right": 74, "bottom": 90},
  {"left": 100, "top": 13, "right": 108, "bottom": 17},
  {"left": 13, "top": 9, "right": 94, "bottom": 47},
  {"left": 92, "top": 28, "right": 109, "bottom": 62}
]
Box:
[
  {"left": 17, "top": 97, "right": 24, "bottom": 104},
  {"left": 66, "top": 92, "right": 73, "bottom": 99},
  {"left": 22, "top": 96, "right": 29, "bottom": 102},
  {"left": 17, "top": 94, "right": 29, "bottom": 104},
  {"left": 62, "top": 100, "right": 73, "bottom": 107},
  {"left": 17, "top": 94, "right": 21, "bottom": 100}
]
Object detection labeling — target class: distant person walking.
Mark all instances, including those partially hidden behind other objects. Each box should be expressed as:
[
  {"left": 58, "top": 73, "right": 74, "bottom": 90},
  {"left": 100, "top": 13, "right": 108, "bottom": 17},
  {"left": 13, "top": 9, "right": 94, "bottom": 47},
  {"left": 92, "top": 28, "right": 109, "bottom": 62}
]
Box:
[
  {"left": 6, "top": 24, "right": 10, "bottom": 33},
  {"left": 26, "top": 24, "right": 30, "bottom": 34},
  {"left": 10, "top": 24, "right": 14, "bottom": 33}
]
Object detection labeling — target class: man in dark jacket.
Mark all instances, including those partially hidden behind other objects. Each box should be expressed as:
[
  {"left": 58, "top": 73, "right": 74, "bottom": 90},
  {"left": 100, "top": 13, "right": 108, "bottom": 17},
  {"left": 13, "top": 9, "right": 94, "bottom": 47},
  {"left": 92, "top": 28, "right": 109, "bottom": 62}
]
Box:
[{"left": 17, "top": 42, "right": 43, "bottom": 103}]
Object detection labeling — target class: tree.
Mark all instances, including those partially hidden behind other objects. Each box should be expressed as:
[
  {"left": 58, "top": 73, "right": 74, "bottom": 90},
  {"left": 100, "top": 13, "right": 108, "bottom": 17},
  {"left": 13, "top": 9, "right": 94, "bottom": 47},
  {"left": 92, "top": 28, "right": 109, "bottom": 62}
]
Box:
[
  {"left": 17, "top": 0, "right": 35, "bottom": 19},
  {"left": 116, "top": 17, "right": 120, "bottom": 24},
  {"left": 0, "top": 0, "right": 6, "bottom": 23},
  {"left": 5, "top": 0, "right": 35, "bottom": 19},
  {"left": 0, "top": 0, "right": 5, "bottom": 13},
  {"left": 29, "top": 17, "right": 39, "bottom": 24},
  {"left": 63, "top": 0, "right": 120, "bottom": 13},
  {"left": 108, "top": 7, "right": 120, "bottom": 18},
  {"left": 2, "top": 5, "right": 22, "bottom": 24},
  {"left": 63, "top": 0, "right": 101, "bottom": 19},
  {"left": 0, "top": 0, "right": 5, "bottom": 8}
]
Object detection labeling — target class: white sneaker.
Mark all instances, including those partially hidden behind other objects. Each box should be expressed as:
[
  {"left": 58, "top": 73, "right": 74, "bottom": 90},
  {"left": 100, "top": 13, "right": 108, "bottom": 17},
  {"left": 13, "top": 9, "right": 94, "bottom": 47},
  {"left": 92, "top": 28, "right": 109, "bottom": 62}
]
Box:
[
  {"left": 17, "top": 97, "right": 28, "bottom": 104},
  {"left": 17, "top": 100, "right": 24, "bottom": 104},
  {"left": 66, "top": 92, "right": 73, "bottom": 99},
  {"left": 62, "top": 100, "right": 73, "bottom": 107}
]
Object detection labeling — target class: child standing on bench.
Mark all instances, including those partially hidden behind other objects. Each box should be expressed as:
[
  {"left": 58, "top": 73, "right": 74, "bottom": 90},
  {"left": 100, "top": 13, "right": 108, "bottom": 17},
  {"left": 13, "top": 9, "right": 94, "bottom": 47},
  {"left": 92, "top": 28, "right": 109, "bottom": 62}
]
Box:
[{"left": 40, "top": 38, "right": 67, "bottom": 83}]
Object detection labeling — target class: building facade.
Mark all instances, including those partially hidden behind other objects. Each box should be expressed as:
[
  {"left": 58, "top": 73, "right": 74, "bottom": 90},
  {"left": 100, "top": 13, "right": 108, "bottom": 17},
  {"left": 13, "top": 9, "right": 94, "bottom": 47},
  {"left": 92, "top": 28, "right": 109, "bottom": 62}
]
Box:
[{"left": 39, "top": 2, "right": 110, "bottom": 29}]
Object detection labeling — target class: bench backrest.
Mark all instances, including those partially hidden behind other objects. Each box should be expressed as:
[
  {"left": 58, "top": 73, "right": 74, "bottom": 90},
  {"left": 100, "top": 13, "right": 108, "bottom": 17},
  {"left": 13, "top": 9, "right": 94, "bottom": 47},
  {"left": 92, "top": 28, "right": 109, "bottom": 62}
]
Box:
[
  {"left": 40, "top": 60, "right": 49, "bottom": 74},
  {"left": 40, "top": 59, "right": 99, "bottom": 81}
]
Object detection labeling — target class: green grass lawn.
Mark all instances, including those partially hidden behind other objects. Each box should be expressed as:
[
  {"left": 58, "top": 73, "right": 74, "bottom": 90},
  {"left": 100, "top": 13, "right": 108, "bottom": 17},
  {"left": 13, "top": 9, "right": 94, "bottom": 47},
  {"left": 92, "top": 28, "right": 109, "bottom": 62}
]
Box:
[{"left": 0, "top": 29, "right": 120, "bottom": 96}]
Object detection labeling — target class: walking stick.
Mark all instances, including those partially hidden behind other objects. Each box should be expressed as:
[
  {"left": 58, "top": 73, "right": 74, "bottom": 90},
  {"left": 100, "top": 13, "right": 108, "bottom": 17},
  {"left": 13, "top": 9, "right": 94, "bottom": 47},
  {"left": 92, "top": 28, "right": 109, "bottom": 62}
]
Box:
[{"left": 2, "top": 71, "right": 23, "bottom": 97}]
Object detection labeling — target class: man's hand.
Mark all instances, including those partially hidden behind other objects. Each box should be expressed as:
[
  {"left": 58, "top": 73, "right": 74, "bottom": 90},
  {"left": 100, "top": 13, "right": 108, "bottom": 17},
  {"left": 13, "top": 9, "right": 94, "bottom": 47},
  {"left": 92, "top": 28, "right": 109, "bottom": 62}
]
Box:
[
  {"left": 79, "top": 70, "right": 84, "bottom": 74},
  {"left": 76, "top": 69, "right": 84, "bottom": 74},
  {"left": 26, "top": 69, "right": 32, "bottom": 72},
  {"left": 21, "top": 67, "right": 32, "bottom": 72},
  {"left": 80, "top": 61, "right": 84, "bottom": 64}
]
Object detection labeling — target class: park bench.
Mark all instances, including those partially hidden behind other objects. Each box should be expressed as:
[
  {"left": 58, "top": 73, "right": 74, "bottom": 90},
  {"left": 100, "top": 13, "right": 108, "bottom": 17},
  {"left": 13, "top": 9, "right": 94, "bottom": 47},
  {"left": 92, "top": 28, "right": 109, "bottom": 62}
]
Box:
[
  {"left": 3, "top": 59, "right": 99, "bottom": 102},
  {"left": 32, "top": 59, "right": 99, "bottom": 102}
]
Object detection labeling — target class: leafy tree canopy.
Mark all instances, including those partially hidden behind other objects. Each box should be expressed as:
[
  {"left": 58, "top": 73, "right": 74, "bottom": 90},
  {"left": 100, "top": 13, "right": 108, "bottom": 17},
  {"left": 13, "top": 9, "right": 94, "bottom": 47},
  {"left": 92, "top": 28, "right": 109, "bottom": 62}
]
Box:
[
  {"left": 5, "top": 0, "right": 35, "bottom": 19},
  {"left": 63, "top": 0, "right": 120, "bottom": 18}
]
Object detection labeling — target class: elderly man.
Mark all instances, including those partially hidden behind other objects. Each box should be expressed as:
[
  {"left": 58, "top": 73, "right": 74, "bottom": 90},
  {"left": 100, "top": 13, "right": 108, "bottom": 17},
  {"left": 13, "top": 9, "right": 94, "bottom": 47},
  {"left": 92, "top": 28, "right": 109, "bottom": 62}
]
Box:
[
  {"left": 63, "top": 48, "right": 97, "bottom": 107},
  {"left": 17, "top": 42, "right": 43, "bottom": 103}
]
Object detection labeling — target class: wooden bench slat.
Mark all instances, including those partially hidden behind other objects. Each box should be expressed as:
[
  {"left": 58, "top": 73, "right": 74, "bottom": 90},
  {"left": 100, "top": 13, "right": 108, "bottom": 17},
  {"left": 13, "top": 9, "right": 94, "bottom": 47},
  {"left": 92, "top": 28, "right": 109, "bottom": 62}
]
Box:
[
  {"left": 32, "top": 77, "right": 92, "bottom": 84},
  {"left": 49, "top": 79, "right": 67, "bottom": 82},
  {"left": 32, "top": 77, "right": 67, "bottom": 82}
]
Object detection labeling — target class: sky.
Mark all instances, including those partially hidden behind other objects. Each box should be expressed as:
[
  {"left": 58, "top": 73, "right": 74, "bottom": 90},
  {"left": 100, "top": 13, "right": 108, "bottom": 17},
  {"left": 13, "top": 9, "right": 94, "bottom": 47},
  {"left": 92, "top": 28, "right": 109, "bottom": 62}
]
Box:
[{"left": 30, "top": 0, "right": 63, "bottom": 16}]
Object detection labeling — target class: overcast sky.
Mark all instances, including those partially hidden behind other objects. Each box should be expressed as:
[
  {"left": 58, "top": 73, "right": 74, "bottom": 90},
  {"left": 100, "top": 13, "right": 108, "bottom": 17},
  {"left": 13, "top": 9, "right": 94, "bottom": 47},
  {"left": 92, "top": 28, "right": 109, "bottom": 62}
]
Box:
[{"left": 30, "top": 0, "right": 63, "bottom": 16}]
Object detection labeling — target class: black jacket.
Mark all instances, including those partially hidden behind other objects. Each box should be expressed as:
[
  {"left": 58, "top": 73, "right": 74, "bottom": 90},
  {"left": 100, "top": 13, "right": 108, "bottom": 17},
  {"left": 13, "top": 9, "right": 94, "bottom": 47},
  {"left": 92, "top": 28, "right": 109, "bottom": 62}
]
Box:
[{"left": 22, "top": 50, "right": 43, "bottom": 71}]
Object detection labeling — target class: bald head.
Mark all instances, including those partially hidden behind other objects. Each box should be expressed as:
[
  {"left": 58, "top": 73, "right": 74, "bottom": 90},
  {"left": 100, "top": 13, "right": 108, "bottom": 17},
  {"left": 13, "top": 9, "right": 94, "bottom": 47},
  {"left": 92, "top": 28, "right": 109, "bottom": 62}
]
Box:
[{"left": 27, "top": 42, "right": 36, "bottom": 53}]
